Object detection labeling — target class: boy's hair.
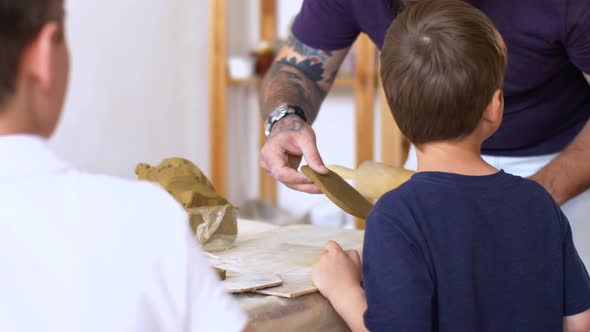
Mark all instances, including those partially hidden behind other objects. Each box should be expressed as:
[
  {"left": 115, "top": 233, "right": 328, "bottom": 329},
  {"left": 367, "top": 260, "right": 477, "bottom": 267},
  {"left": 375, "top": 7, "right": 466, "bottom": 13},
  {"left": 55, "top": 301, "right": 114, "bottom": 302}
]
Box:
[
  {"left": 380, "top": 0, "right": 507, "bottom": 145},
  {"left": 0, "top": 0, "right": 63, "bottom": 107}
]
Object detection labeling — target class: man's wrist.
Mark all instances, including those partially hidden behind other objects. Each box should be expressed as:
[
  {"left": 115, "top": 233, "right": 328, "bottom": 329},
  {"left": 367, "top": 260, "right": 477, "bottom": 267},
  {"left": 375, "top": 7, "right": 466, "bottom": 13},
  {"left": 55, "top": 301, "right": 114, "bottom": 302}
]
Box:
[{"left": 264, "top": 105, "right": 307, "bottom": 137}]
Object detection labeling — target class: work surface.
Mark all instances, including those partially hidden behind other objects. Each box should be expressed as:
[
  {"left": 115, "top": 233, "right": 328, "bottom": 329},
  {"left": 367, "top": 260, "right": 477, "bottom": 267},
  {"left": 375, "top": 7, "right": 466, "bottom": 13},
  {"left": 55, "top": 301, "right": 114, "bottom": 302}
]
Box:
[{"left": 226, "top": 220, "right": 364, "bottom": 332}]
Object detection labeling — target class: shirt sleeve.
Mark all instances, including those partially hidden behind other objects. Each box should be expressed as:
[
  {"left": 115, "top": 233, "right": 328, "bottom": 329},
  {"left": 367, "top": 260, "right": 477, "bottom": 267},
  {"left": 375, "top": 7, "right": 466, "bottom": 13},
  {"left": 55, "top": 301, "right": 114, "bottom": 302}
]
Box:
[
  {"left": 362, "top": 207, "right": 434, "bottom": 331},
  {"left": 291, "top": 0, "right": 361, "bottom": 51},
  {"left": 565, "top": 0, "right": 590, "bottom": 73},
  {"left": 185, "top": 232, "right": 248, "bottom": 331},
  {"left": 561, "top": 208, "right": 590, "bottom": 316}
]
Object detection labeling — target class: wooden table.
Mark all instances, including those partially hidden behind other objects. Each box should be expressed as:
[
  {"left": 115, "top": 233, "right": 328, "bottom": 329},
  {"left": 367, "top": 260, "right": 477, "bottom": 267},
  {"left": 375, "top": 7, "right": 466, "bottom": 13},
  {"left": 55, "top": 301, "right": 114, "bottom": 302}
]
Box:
[{"left": 230, "top": 219, "right": 361, "bottom": 332}]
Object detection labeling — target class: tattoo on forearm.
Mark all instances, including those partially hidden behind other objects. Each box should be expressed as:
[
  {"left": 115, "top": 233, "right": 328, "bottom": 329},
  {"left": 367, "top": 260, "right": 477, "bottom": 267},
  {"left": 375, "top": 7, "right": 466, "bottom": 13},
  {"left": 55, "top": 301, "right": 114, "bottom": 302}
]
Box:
[
  {"left": 261, "top": 34, "right": 347, "bottom": 123},
  {"left": 277, "top": 57, "right": 324, "bottom": 82},
  {"left": 268, "top": 116, "right": 306, "bottom": 139},
  {"left": 287, "top": 35, "right": 333, "bottom": 61},
  {"left": 261, "top": 58, "right": 327, "bottom": 122}
]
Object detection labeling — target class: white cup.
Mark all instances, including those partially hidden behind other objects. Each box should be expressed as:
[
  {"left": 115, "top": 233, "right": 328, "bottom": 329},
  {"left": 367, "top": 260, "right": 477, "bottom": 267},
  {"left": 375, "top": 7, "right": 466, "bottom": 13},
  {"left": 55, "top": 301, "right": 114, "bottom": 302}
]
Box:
[{"left": 228, "top": 56, "right": 255, "bottom": 79}]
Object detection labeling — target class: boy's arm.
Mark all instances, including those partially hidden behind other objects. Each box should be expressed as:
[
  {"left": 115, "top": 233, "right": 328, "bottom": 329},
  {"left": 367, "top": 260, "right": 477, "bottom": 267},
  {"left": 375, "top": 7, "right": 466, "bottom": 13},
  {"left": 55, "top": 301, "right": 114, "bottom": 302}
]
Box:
[
  {"left": 332, "top": 287, "right": 369, "bottom": 332},
  {"left": 560, "top": 206, "right": 590, "bottom": 329},
  {"left": 312, "top": 241, "right": 369, "bottom": 332},
  {"left": 313, "top": 201, "right": 434, "bottom": 332},
  {"left": 362, "top": 208, "right": 434, "bottom": 331},
  {"left": 564, "top": 309, "right": 590, "bottom": 332}
]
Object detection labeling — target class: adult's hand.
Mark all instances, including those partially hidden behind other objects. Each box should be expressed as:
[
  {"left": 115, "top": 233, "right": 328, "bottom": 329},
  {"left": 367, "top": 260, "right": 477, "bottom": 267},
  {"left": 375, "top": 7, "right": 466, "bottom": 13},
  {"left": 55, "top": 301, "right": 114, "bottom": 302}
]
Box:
[{"left": 260, "top": 115, "right": 329, "bottom": 193}]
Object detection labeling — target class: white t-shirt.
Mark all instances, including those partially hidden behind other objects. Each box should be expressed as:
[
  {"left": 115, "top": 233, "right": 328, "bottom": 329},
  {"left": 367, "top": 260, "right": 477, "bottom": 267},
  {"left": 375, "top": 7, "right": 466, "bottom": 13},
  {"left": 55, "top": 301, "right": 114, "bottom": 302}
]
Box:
[{"left": 0, "top": 135, "right": 247, "bottom": 332}]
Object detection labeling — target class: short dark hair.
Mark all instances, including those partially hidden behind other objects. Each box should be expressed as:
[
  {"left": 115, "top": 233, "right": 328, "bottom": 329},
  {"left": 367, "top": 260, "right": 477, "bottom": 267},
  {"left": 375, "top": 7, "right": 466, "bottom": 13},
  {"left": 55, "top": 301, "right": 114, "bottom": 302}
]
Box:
[
  {"left": 380, "top": 0, "right": 507, "bottom": 145},
  {"left": 0, "top": 0, "right": 63, "bottom": 107}
]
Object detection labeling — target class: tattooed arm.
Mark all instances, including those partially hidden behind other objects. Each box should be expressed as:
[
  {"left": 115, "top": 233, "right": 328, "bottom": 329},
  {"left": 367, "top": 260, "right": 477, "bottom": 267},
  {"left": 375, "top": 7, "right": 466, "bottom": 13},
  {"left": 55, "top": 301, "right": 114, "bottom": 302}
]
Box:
[
  {"left": 261, "top": 34, "right": 350, "bottom": 121},
  {"left": 259, "top": 34, "right": 351, "bottom": 193}
]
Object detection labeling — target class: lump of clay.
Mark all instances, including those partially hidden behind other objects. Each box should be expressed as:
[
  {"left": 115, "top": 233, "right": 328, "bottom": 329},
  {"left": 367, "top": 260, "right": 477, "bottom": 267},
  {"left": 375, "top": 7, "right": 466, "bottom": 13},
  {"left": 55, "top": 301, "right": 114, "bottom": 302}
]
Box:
[{"left": 136, "top": 158, "right": 237, "bottom": 251}]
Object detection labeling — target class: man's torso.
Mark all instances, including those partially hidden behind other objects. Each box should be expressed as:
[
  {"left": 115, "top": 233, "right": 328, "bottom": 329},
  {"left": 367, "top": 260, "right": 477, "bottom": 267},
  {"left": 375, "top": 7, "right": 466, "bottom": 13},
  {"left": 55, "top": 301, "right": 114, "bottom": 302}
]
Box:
[{"left": 292, "top": 0, "right": 590, "bottom": 156}]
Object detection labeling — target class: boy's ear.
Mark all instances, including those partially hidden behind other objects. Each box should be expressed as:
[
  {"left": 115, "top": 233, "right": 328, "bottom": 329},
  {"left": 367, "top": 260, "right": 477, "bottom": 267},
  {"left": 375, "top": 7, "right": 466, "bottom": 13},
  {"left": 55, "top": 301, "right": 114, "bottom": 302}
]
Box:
[
  {"left": 19, "top": 22, "right": 61, "bottom": 91},
  {"left": 482, "top": 89, "right": 503, "bottom": 126}
]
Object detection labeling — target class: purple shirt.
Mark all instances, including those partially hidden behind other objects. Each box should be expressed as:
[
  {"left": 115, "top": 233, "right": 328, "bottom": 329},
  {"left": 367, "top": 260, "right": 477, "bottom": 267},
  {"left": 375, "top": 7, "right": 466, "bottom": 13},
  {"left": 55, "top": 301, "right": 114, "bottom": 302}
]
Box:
[{"left": 292, "top": 0, "right": 590, "bottom": 156}]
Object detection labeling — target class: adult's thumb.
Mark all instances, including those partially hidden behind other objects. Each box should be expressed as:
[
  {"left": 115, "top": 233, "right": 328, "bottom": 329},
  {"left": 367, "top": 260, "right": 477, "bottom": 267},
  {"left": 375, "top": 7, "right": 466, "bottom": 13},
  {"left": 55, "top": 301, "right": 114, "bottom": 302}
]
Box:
[{"left": 300, "top": 139, "right": 329, "bottom": 174}]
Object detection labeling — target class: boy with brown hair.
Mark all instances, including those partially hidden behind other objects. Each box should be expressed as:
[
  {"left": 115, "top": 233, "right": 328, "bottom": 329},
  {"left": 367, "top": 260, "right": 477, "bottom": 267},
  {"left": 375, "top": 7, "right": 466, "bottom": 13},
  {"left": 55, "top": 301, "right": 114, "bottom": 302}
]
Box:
[
  {"left": 312, "top": 1, "right": 590, "bottom": 331},
  {"left": 0, "top": 0, "right": 249, "bottom": 331}
]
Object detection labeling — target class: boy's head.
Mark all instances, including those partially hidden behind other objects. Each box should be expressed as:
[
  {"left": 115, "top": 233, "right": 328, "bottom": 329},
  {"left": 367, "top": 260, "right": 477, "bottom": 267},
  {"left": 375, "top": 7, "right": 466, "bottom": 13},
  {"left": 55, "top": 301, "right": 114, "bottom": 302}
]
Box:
[
  {"left": 381, "top": 0, "right": 507, "bottom": 146},
  {"left": 0, "top": 0, "right": 69, "bottom": 138}
]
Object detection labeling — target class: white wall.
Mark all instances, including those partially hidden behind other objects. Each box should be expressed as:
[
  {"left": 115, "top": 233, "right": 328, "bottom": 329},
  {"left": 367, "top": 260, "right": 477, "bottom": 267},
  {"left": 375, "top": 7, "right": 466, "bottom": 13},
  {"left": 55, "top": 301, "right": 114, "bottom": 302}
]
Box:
[
  {"left": 49, "top": 0, "right": 374, "bottom": 228},
  {"left": 50, "top": 0, "right": 209, "bottom": 178}
]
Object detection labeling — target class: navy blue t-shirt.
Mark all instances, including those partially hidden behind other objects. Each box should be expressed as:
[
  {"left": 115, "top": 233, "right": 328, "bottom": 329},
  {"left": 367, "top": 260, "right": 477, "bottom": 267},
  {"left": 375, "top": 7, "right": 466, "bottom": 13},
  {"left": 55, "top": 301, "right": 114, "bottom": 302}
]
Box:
[
  {"left": 292, "top": 0, "right": 590, "bottom": 156},
  {"left": 363, "top": 171, "right": 590, "bottom": 331}
]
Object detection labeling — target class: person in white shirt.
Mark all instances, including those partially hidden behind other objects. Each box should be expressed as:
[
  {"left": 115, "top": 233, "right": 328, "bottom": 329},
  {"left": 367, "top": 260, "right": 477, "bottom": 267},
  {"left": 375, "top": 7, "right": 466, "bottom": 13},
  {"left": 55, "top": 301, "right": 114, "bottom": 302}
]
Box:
[{"left": 0, "top": 1, "right": 250, "bottom": 331}]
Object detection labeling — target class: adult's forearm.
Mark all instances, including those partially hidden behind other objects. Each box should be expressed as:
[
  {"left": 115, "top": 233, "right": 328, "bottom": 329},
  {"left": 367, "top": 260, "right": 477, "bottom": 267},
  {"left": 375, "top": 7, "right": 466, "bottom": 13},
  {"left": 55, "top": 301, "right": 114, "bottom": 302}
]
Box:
[
  {"left": 531, "top": 120, "right": 590, "bottom": 205},
  {"left": 260, "top": 34, "right": 349, "bottom": 123},
  {"left": 260, "top": 59, "right": 327, "bottom": 123}
]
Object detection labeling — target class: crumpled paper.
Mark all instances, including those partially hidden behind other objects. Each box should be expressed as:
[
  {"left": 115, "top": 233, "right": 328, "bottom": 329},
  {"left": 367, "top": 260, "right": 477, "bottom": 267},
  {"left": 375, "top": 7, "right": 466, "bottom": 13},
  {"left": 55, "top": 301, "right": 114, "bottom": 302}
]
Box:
[{"left": 136, "top": 158, "right": 237, "bottom": 251}]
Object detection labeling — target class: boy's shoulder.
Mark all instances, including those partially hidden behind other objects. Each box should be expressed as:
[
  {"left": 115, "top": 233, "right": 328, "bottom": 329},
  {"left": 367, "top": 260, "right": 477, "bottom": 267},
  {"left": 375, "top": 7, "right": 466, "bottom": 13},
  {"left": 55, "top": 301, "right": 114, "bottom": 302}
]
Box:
[
  {"left": 383, "top": 170, "right": 552, "bottom": 198},
  {"left": 373, "top": 170, "right": 561, "bottom": 223}
]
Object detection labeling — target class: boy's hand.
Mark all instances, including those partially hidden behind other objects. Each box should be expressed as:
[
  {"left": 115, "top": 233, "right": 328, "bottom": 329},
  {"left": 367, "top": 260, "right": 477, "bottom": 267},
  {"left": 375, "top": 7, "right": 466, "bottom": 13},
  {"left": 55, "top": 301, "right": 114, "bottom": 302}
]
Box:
[{"left": 312, "top": 241, "right": 362, "bottom": 302}]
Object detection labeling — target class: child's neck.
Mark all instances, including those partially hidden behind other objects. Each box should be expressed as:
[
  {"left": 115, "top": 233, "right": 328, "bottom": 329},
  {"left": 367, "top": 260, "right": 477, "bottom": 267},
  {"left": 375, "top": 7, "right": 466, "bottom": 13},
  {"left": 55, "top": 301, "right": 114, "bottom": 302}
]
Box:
[
  {"left": 415, "top": 138, "right": 498, "bottom": 176},
  {"left": 0, "top": 98, "right": 42, "bottom": 137}
]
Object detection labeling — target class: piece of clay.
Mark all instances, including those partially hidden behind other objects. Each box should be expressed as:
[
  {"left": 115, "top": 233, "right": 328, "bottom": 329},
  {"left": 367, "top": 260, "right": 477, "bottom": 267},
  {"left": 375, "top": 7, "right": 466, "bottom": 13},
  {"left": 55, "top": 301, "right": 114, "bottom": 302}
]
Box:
[
  {"left": 214, "top": 268, "right": 227, "bottom": 281},
  {"left": 136, "top": 158, "right": 230, "bottom": 208},
  {"left": 136, "top": 158, "right": 237, "bottom": 249},
  {"left": 330, "top": 161, "right": 414, "bottom": 200},
  {"left": 301, "top": 165, "right": 373, "bottom": 219}
]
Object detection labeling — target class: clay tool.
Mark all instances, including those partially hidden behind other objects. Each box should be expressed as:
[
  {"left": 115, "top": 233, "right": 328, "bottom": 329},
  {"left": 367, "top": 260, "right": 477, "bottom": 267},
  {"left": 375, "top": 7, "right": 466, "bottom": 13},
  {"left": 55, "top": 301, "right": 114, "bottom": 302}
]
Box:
[
  {"left": 301, "top": 165, "right": 374, "bottom": 219},
  {"left": 329, "top": 161, "right": 414, "bottom": 200}
]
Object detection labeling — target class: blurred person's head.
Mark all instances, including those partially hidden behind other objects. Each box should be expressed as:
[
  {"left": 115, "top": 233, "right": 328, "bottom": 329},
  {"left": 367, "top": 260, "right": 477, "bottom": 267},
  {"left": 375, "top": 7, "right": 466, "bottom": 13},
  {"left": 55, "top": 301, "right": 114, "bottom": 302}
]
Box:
[
  {"left": 0, "top": 0, "right": 69, "bottom": 138},
  {"left": 381, "top": 0, "right": 507, "bottom": 148}
]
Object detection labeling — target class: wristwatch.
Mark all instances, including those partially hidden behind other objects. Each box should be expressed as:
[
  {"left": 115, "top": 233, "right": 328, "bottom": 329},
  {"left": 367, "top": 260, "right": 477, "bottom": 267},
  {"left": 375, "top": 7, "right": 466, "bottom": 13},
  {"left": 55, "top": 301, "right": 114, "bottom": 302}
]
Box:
[{"left": 264, "top": 105, "right": 308, "bottom": 137}]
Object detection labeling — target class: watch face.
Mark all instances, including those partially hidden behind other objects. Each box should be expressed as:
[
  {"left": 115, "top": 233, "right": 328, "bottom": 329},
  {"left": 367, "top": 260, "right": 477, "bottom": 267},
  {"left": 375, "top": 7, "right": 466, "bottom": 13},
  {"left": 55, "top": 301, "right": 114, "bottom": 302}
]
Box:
[
  {"left": 265, "top": 106, "right": 298, "bottom": 137},
  {"left": 276, "top": 108, "right": 289, "bottom": 119}
]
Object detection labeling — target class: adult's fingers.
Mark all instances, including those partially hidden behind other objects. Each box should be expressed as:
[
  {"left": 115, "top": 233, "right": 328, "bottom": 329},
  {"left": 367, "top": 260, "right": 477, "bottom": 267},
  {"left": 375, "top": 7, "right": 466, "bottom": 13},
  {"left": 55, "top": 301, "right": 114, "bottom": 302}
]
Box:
[
  {"left": 261, "top": 154, "right": 321, "bottom": 193},
  {"left": 273, "top": 167, "right": 314, "bottom": 185},
  {"left": 299, "top": 136, "right": 329, "bottom": 175},
  {"left": 286, "top": 182, "right": 322, "bottom": 194}
]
